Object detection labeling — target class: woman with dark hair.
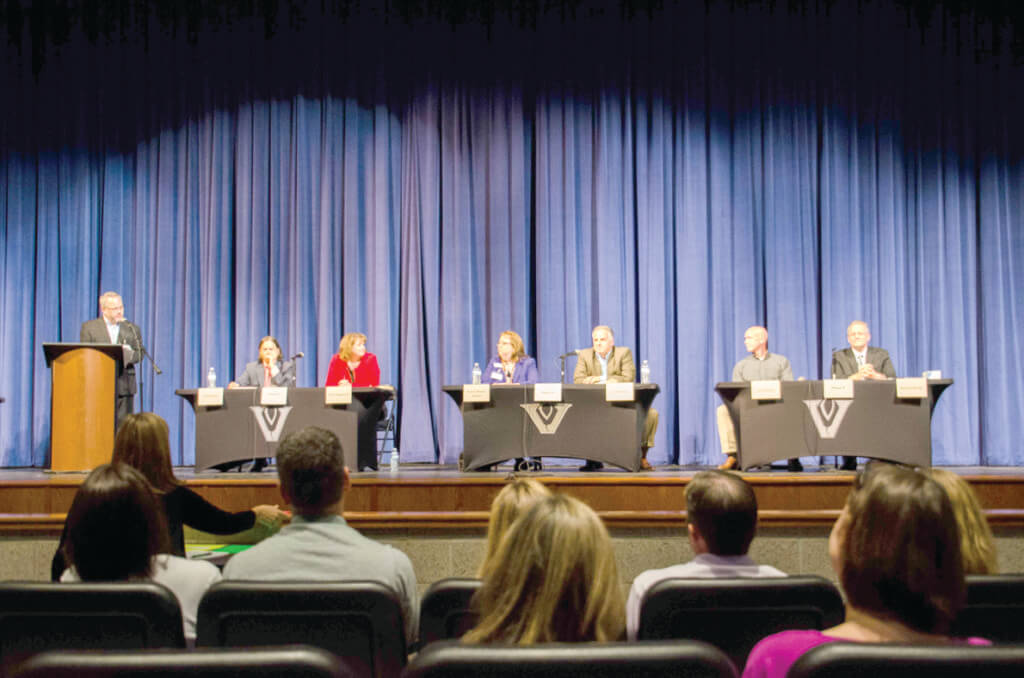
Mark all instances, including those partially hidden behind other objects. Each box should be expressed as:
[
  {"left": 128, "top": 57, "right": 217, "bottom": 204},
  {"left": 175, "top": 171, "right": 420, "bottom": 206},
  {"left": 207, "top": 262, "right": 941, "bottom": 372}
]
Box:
[
  {"left": 742, "top": 463, "right": 989, "bottom": 678},
  {"left": 229, "top": 335, "right": 297, "bottom": 388},
  {"left": 59, "top": 463, "right": 221, "bottom": 643},
  {"left": 325, "top": 332, "right": 381, "bottom": 387},
  {"left": 464, "top": 493, "right": 624, "bottom": 644},
  {"left": 51, "top": 412, "right": 286, "bottom": 580}
]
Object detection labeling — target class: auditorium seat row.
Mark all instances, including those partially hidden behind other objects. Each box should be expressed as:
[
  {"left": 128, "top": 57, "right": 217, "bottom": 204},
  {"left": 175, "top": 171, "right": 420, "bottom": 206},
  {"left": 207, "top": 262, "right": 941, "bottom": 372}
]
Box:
[{"left": 2, "top": 574, "right": 1023, "bottom": 677}]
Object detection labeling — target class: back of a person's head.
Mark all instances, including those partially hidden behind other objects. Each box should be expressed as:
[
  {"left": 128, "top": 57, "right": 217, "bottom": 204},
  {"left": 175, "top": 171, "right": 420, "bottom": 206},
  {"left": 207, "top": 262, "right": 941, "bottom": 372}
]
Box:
[
  {"left": 112, "top": 412, "right": 179, "bottom": 493},
  {"left": 63, "top": 463, "right": 169, "bottom": 581},
  {"left": 276, "top": 426, "right": 346, "bottom": 517},
  {"left": 839, "top": 463, "right": 966, "bottom": 634},
  {"left": 685, "top": 470, "right": 758, "bottom": 555},
  {"left": 478, "top": 478, "right": 552, "bottom": 578},
  {"left": 929, "top": 468, "right": 998, "bottom": 575},
  {"left": 464, "top": 493, "right": 624, "bottom": 644}
]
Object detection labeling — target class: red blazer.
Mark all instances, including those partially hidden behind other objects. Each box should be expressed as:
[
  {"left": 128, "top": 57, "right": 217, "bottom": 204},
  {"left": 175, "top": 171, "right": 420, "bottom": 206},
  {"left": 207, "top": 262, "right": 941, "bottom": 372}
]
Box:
[{"left": 325, "top": 352, "right": 380, "bottom": 387}]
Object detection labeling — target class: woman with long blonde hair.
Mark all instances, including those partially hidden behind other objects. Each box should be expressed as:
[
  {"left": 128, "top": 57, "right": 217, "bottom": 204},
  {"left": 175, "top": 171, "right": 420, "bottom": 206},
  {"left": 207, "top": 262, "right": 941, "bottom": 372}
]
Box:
[
  {"left": 464, "top": 493, "right": 624, "bottom": 644},
  {"left": 477, "top": 478, "right": 551, "bottom": 578},
  {"left": 930, "top": 468, "right": 998, "bottom": 574}
]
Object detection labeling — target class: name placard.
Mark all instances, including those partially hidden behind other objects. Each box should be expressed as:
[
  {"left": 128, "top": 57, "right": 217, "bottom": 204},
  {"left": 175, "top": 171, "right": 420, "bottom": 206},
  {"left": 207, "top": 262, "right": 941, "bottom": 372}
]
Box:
[
  {"left": 750, "top": 380, "right": 782, "bottom": 401},
  {"left": 605, "top": 382, "right": 635, "bottom": 402},
  {"left": 196, "top": 387, "right": 224, "bottom": 407},
  {"left": 260, "top": 386, "right": 288, "bottom": 406},
  {"left": 534, "top": 383, "right": 563, "bottom": 402},
  {"left": 896, "top": 377, "right": 928, "bottom": 399},
  {"left": 462, "top": 384, "right": 491, "bottom": 403},
  {"left": 823, "top": 379, "right": 854, "bottom": 399},
  {"left": 324, "top": 384, "right": 353, "bottom": 405}
]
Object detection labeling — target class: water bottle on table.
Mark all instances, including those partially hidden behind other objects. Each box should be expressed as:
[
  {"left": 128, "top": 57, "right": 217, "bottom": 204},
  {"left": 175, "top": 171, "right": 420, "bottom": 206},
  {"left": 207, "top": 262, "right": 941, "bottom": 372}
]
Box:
[
  {"left": 640, "top": 359, "right": 650, "bottom": 385},
  {"left": 471, "top": 362, "right": 482, "bottom": 385},
  {"left": 207, "top": 367, "right": 217, "bottom": 388}
]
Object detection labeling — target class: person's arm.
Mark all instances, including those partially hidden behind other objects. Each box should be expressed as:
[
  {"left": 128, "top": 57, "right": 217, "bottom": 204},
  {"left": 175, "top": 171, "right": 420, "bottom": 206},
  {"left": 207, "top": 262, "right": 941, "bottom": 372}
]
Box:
[
  {"left": 572, "top": 351, "right": 589, "bottom": 383},
  {"left": 522, "top": 357, "right": 539, "bottom": 384},
  {"left": 325, "top": 354, "right": 344, "bottom": 386},
  {"left": 608, "top": 348, "right": 636, "bottom": 383},
  {"left": 361, "top": 353, "right": 381, "bottom": 387},
  {"left": 235, "top": 363, "right": 256, "bottom": 387},
  {"left": 480, "top": 357, "right": 499, "bottom": 384},
  {"left": 732, "top": 359, "right": 744, "bottom": 382},
  {"left": 275, "top": 360, "right": 296, "bottom": 386},
  {"left": 877, "top": 350, "right": 896, "bottom": 378},
  {"left": 780, "top": 357, "right": 794, "bottom": 381},
  {"left": 177, "top": 486, "right": 259, "bottom": 534}
]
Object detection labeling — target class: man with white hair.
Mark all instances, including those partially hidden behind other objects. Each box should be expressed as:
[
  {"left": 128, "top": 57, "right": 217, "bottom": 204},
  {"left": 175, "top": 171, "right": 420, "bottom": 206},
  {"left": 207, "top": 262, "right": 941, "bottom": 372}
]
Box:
[{"left": 80, "top": 291, "right": 143, "bottom": 427}]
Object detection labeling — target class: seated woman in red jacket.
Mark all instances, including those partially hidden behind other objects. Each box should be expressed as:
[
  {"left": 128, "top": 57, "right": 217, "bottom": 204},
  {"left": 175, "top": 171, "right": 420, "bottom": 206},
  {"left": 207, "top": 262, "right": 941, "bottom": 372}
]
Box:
[{"left": 325, "top": 332, "right": 381, "bottom": 387}]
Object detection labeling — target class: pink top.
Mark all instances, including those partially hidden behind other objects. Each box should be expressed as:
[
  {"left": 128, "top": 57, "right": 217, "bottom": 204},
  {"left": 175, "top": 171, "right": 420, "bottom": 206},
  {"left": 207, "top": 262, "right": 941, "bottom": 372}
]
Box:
[{"left": 742, "top": 629, "right": 991, "bottom": 678}]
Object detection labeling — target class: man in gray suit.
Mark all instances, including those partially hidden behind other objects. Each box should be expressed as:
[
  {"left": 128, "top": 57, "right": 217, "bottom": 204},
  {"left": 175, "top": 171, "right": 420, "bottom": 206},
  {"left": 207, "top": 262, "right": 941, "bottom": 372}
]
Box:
[
  {"left": 80, "top": 291, "right": 143, "bottom": 428},
  {"left": 831, "top": 320, "right": 896, "bottom": 470},
  {"left": 574, "top": 325, "right": 658, "bottom": 471}
]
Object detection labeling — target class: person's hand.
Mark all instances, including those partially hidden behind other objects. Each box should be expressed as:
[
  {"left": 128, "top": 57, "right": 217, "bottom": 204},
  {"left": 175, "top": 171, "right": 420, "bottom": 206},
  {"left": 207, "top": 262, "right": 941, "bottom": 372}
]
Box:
[
  {"left": 227, "top": 381, "right": 239, "bottom": 389},
  {"left": 253, "top": 504, "right": 289, "bottom": 529}
]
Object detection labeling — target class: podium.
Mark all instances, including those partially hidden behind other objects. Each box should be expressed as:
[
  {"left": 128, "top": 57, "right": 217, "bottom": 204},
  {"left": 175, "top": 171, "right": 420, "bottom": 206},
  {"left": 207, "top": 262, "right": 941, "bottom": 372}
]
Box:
[{"left": 43, "top": 342, "right": 125, "bottom": 472}]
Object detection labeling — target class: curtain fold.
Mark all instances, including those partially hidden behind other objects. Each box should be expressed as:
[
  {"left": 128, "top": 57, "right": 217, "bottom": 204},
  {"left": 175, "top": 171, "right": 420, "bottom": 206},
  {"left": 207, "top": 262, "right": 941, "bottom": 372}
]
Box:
[{"left": 1, "top": 1, "right": 1022, "bottom": 468}]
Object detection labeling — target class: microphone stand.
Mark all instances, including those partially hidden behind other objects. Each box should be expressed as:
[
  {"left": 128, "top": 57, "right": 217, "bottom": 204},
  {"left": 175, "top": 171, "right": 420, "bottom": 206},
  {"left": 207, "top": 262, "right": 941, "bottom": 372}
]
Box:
[
  {"left": 125, "top": 322, "right": 161, "bottom": 413},
  {"left": 560, "top": 355, "right": 567, "bottom": 384}
]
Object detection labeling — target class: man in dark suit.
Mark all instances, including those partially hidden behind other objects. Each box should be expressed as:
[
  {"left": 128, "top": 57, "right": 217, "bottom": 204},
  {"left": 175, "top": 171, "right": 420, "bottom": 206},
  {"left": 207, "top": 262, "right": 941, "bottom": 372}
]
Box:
[
  {"left": 80, "top": 291, "right": 143, "bottom": 428},
  {"left": 831, "top": 320, "right": 897, "bottom": 470}
]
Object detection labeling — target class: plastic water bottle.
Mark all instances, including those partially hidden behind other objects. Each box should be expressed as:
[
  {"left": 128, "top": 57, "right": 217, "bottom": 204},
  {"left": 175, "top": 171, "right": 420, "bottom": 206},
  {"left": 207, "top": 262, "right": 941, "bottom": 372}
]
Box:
[
  {"left": 640, "top": 359, "right": 650, "bottom": 385},
  {"left": 390, "top": 448, "right": 400, "bottom": 473},
  {"left": 471, "top": 362, "right": 482, "bottom": 385},
  {"left": 207, "top": 367, "right": 217, "bottom": 388}
]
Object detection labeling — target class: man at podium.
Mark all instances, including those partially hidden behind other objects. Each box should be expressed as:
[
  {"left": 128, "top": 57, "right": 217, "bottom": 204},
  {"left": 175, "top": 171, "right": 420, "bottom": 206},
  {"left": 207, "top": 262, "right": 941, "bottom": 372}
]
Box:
[{"left": 80, "top": 291, "right": 142, "bottom": 426}]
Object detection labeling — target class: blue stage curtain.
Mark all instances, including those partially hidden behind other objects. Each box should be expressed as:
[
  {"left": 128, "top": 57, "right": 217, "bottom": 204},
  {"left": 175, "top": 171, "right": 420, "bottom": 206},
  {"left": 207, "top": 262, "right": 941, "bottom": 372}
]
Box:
[{"left": 1, "top": 1, "right": 1022, "bottom": 467}]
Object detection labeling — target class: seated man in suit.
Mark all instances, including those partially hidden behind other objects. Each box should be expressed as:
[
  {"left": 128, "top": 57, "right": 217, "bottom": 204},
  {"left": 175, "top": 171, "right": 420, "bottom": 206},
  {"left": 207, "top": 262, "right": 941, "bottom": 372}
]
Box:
[
  {"left": 717, "top": 326, "right": 802, "bottom": 472},
  {"left": 625, "top": 470, "right": 785, "bottom": 639},
  {"left": 222, "top": 426, "right": 418, "bottom": 644},
  {"left": 573, "top": 325, "right": 658, "bottom": 471},
  {"left": 80, "top": 291, "right": 143, "bottom": 428},
  {"left": 830, "top": 320, "right": 897, "bottom": 470}
]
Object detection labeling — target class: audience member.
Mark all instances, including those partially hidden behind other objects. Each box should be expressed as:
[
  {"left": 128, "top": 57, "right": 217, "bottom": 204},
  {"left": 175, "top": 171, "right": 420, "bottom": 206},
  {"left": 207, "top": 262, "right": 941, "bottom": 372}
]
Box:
[
  {"left": 626, "top": 470, "right": 784, "bottom": 639},
  {"left": 477, "top": 478, "right": 551, "bottom": 578},
  {"left": 59, "top": 463, "right": 221, "bottom": 644},
  {"left": 463, "top": 493, "right": 624, "bottom": 643},
  {"left": 930, "top": 468, "right": 998, "bottom": 574},
  {"left": 222, "top": 426, "right": 418, "bottom": 644},
  {"left": 51, "top": 412, "right": 286, "bottom": 580},
  {"left": 743, "top": 463, "right": 989, "bottom": 678}
]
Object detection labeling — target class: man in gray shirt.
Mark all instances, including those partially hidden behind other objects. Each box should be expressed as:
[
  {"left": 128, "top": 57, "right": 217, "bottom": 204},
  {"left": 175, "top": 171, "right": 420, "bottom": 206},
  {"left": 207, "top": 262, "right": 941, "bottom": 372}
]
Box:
[
  {"left": 717, "top": 326, "right": 801, "bottom": 471},
  {"left": 223, "top": 426, "right": 418, "bottom": 644}
]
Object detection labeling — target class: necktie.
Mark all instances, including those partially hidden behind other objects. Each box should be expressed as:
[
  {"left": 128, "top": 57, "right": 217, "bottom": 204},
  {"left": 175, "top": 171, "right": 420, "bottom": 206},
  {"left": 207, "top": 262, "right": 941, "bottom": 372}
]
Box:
[
  {"left": 264, "top": 365, "right": 272, "bottom": 387},
  {"left": 856, "top": 354, "right": 865, "bottom": 367}
]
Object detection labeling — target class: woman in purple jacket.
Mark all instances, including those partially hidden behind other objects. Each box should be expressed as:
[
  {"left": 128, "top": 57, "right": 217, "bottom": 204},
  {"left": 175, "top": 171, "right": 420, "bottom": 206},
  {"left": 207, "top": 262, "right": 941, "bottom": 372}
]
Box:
[{"left": 482, "top": 330, "right": 540, "bottom": 471}]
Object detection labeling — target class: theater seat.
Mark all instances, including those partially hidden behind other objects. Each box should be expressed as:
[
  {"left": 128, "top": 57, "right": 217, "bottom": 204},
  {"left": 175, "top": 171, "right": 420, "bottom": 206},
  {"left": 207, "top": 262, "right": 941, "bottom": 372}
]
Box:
[
  {"left": 787, "top": 641, "right": 1024, "bottom": 677},
  {"left": 401, "top": 639, "right": 738, "bottom": 678},
  {"left": 417, "top": 577, "right": 481, "bottom": 647},
  {"left": 637, "top": 575, "right": 844, "bottom": 668},
  {"left": 951, "top": 574, "right": 1024, "bottom": 643},
  {"left": 196, "top": 581, "right": 406, "bottom": 678},
  {"left": 0, "top": 581, "right": 185, "bottom": 670},
  {"left": 7, "top": 645, "right": 351, "bottom": 678}
]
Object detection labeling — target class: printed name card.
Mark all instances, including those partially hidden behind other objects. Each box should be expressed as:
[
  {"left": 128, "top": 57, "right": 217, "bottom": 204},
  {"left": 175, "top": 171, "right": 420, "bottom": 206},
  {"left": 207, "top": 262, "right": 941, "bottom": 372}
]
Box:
[
  {"left": 823, "top": 379, "right": 854, "bottom": 399},
  {"left": 605, "top": 382, "right": 635, "bottom": 402},
  {"left": 324, "top": 384, "right": 353, "bottom": 405},
  {"left": 462, "top": 384, "right": 491, "bottom": 403},
  {"left": 260, "top": 386, "right": 288, "bottom": 406},
  {"left": 533, "top": 383, "right": 563, "bottom": 402},
  {"left": 196, "top": 387, "right": 224, "bottom": 407},
  {"left": 750, "top": 380, "right": 782, "bottom": 401},
  {"left": 896, "top": 377, "right": 928, "bottom": 399}
]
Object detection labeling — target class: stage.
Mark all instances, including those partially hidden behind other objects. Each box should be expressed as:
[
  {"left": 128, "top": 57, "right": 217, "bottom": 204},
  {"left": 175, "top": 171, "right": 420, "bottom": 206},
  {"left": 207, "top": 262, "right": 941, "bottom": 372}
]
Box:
[{"left": 3, "top": 462, "right": 1024, "bottom": 535}]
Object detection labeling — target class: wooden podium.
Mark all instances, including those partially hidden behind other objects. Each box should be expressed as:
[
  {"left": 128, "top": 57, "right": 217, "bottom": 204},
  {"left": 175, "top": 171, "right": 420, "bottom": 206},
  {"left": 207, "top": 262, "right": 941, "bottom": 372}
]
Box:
[{"left": 43, "top": 342, "right": 125, "bottom": 472}]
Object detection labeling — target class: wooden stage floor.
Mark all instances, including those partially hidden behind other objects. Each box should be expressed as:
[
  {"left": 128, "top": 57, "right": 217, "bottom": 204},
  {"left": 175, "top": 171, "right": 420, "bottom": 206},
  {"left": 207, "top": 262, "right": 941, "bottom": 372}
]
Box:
[{"left": 2, "top": 463, "right": 1023, "bottom": 534}]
